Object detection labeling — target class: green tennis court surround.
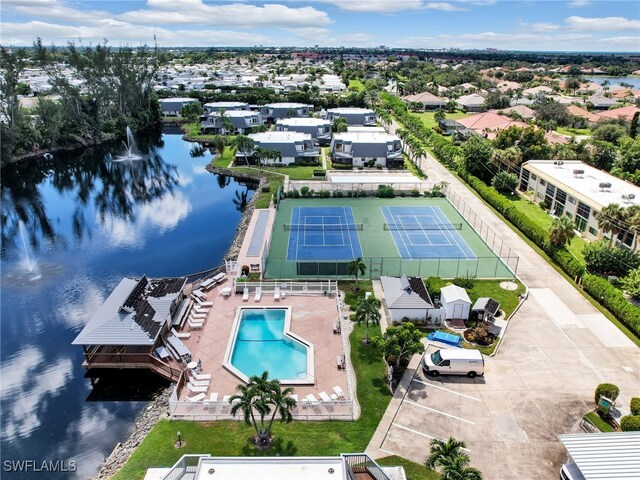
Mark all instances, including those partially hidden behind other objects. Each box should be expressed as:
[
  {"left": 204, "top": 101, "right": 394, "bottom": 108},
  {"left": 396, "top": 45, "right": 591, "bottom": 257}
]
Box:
[{"left": 264, "top": 197, "right": 517, "bottom": 280}]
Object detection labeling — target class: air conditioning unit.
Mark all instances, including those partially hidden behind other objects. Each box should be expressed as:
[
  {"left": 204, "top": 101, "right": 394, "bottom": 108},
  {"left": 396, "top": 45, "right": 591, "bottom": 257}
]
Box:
[
  {"left": 553, "top": 160, "right": 564, "bottom": 167},
  {"left": 628, "top": 194, "right": 636, "bottom": 200},
  {"left": 622, "top": 194, "right": 629, "bottom": 200},
  {"left": 572, "top": 169, "right": 584, "bottom": 176},
  {"left": 599, "top": 182, "right": 612, "bottom": 190}
]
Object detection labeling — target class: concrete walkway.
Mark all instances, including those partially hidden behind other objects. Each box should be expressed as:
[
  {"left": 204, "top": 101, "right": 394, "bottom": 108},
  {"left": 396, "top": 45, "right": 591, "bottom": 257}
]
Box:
[{"left": 366, "top": 120, "right": 640, "bottom": 478}]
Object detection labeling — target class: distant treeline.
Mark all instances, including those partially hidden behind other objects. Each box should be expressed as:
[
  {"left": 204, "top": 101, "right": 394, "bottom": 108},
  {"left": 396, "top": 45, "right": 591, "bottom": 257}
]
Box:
[{"left": 0, "top": 39, "right": 162, "bottom": 165}]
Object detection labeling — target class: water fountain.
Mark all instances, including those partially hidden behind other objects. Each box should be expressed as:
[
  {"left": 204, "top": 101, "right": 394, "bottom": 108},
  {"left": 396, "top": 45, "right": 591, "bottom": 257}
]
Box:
[
  {"left": 17, "top": 221, "right": 41, "bottom": 280},
  {"left": 112, "top": 126, "right": 144, "bottom": 162}
]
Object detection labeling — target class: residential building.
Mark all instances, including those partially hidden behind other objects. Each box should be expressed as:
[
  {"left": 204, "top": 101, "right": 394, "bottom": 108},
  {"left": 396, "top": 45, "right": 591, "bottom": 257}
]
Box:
[
  {"left": 452, "top": 112, "right": 528, "bottom": 139},
  {"left": 236, "top": 131, "right": 320, "bottom": 166},
  {"left": 588, "top": 94, "right": 617, "bottom": 110},
  {"left": 203, "top": 101, "right": 250, "bottom": 115},
  {"left": 490, "top": 105, "right": 536, "bottom": 120},
  {"left": 558, "top": 432, "right": 640, "bottom": 480},
  {"left": 158, "top": 97, "right": 199, "bottom": 116},
  {"left": 260, "top": 102, "right": 312, "bottom": 121},
  {"left": 519, "top": 160, "right": 640, "bottom": 249},
  {"left": 567, "top": 105, "right": 602, "bottom": 124},
  {"left": 380, "top": 275, "right": 443, "bottom": 324},
  {"left": 325, "top": 107, "right": 376, "bottom": 126},
  {"left": 201, "top": 110, "right": 264, "bottom": 135},
  {"left": 347, "top": 126, "right": 387, "bottom": 133},
  {"left": 276, "top": 117, "right": 332, "bottom": 145},
  {"left": 522, "top": 85, "right": 555, "bottom": 97},
  {"left": 402, "top": 91, "right": 447, "bottom": 110},
  {"left": 330, "top": 131, "right": 403, "bottom": 168},
  {"left": 144, "top": 453, "right": 405, "bottom": 480},
  {"left": 597, "top": 105, "right": 640, "bottom": 122},
  {"left": 456, "top": 93, "right": 486, "bottom": 112}
]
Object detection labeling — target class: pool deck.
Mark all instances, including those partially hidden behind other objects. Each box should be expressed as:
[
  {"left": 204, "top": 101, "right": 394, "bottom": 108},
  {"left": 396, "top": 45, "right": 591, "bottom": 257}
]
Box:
[{"left": 178, "top": 281, "right": 348, "bottom": 403}]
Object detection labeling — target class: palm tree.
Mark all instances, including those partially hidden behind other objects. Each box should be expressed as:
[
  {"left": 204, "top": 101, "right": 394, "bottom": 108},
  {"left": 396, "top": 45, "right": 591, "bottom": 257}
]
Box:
[
  {"left": 596, "top": 204, "right": 624, "bottom": 245},
  {"left": 218, "top": 109, "right": 235, "bottom": 134},
  {"left": 355, "top": 295, "right": 381, "bottom": 344},
  {"left": 440, "top": 455, "right": 483, "bottom": 480},
  {"left": 426, "top": 437, "right": 468, "bottom": 470},
  {"left": 217, "top": 174, "right": 230, "bottom": 189},
  {"left": 229, "top": 371, "right": 296, "bottom": 448},
  {"left": 549, "top": 216, "right": 576, "bottom": 247},
  {"left": 232, "top": 189, "right": 249, "bottom": 212},
  {"left": 434, "top": 109, "right": 446, "bottom": 124},
  {"left": 347, "top": 257, "right": 367, "bottom": 288},
  {"left": 233, "top": 134, "right": 255, "bottom": 167},
  {"left": 212, "top": 135, "right": 226, "bottom": 158}
]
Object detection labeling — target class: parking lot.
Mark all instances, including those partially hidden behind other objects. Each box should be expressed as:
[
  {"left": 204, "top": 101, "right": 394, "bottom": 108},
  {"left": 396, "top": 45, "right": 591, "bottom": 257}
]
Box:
[{"left": 373, "top": 291, "right": 640, "bottom": 479}]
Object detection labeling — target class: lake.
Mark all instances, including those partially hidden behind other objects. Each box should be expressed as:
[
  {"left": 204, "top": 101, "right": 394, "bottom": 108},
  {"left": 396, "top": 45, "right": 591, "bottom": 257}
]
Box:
[
  {"left": 0, "top": 132, "right": 253, "bottom": 479},
  {"left": 571, "top": 76, "right": 640, "bottom": 89}
]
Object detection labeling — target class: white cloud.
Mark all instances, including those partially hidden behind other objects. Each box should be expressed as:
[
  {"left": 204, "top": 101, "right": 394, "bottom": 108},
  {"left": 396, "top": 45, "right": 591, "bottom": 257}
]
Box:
[
  {"left": 424, "top": 2, "right": 466, "bottom": 11},
  {"left": 531, "top": 22, "right": 560, "bottom": 32},
  {"left": 565, "top": 15, "right": 640, "bottom": 31},
  {"left": 568, "top": 0, "right": 590, "bottom": 7},
  {"left": 312, "top": 0, "right": 465, "bottom": 13},
  {"left": 336, "top": 32, "right": 375, "bottom": 45},
  {"left": 602, "top": 35, "right": 640, "bottom": 45}
]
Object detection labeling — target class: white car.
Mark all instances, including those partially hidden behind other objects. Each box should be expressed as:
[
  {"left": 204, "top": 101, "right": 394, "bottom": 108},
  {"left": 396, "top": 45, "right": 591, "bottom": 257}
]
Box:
[{"left": 423, "top": 348, "right": 484, "bottom": 378}]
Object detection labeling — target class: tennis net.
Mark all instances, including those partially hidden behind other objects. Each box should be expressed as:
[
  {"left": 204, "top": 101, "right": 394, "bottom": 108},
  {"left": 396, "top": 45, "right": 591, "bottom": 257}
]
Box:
[
  {"left": 284, "top": 223, "right": 363, "bottom": 231},
  {"left": 384, "top": 222, "right": 463, "bottom": 231}
]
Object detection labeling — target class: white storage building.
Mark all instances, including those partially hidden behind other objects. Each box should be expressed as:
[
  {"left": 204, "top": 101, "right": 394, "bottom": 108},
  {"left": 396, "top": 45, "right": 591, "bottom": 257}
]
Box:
[{"left": 440, "top": 284, "right": 471, "bottom": 320}]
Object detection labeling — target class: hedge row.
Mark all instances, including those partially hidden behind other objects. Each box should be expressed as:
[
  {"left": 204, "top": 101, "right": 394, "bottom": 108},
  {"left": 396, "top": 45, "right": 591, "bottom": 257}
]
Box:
[{"left": 382, "top": 97, "right": 640, "bottom": 339}]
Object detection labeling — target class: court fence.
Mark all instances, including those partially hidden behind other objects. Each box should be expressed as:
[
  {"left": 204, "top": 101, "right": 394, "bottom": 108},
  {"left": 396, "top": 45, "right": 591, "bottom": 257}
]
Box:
[
  {"left": 445, "top": 188, "right": 520, "bottom": 276},
  {"left": 286, "top": 180, "right": 443, "bottom": 195}
]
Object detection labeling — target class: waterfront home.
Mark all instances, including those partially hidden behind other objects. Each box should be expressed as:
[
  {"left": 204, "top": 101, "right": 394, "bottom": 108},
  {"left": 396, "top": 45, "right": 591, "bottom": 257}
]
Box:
[
  {"left": 330, "top": 131, "right": 403, "bottom": 168},
  {"left": 597, "top": 105, "right": 640, "bottom": 122},
  {"left": 519, "top": 160, "right": 640, "bottom": 249},
  {"left": 146, "top": 453, "right": 405, "bottom": 480},
  {"left": 522, "top": 85, "right": 555, "bottom": 97},
  {"left": 72, "top": 276, "right": 187, "bottom": 381},
  {"left": 456, "top": 93, "right": 486, "bottom": 112},
  {"left": 201, "top": 110, "right": 264, "bottom": 135},
  {"left": 203, "top": 101, "right": 250, "bottom": 115},
  {"left": 159, "top": 98, "right": 199, "bottom": 116},
  {"left": 275, "top": 117, "right": 332, "bottom": 145},
  {"left": 402, "top": 91, "right": 447, "bottom": 110},
  {"left": 567, "top": 105, "right": 602, "bottom": 124},
  {"left": 588, "top": 94, "right": 617, "bottom": 110},
  {"left": 325, "top": 107, "right": 376, "bottom": 126},
  {"left": 236, "top": 131, "right": 320, "bottom": 165},
  {"left": 260, "top": 102, "right": 312, "bottom": 121}
]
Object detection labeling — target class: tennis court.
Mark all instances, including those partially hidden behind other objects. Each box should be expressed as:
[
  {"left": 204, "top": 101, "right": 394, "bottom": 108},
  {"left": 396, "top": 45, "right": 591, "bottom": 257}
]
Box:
[
  {"left": 286, "top": 206, "right": 363, "bottom": 261},
  {"left": 381, "top": 206, "right": 476, "bottom": 259},
  {"left": 265, "top": 198, "right": 516, "bottom": 279}
]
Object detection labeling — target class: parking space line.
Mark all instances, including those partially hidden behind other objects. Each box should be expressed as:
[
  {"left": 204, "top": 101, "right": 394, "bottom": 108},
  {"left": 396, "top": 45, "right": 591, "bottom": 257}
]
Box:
[
  {"left": 379, "top": 447, "right": 397, "bottom": 457},
  {"left": 404, "top": 400, "right": 475, "bottom": 424},
  {"left": 392, "top": 423, "right": 471, "bottom": 452},
  {"left": 412, "top": 379, "right": 481, "bottom": 402}
]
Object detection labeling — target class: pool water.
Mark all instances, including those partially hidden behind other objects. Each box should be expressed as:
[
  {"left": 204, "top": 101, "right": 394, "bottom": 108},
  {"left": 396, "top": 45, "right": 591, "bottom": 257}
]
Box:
[{"left": 230, "top": 309, "right": 308, "bottom": 381}]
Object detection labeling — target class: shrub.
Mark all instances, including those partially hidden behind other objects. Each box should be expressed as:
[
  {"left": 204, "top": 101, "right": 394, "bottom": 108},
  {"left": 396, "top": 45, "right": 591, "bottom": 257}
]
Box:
[
  {"left": 300, "top": 186, "right": 310, "bottom": 197},
  {"left": 331, "top": 163, "right": 353, "bottom": 170},
  {"left": 464, "top": 323, "right": 495, "bottom": 346},
  {"left": 491, "top": 171, "right": 519, "bottom": 194},
  {"left": 582, "top": 274, "right": 640, "bottom": 335},
  {"left": 620, "top": 415, "right": 640, "bottom": 432},
  {"left": 411, "top": 188, "right": 420, "bottom": 197},
  {"left": 584, "top": 241, "right": 640, "bottom": 277},
  {"left": 357, "top": 166, "right": 364, "bottom": 170},
  {"left": 594, "top": 383, "right": 620, "bottom": 405},
  {"left": 333, "top": 191, "right": 344, "bottom": 198},
  {"left": 318, "top": 190, "right": 331, "bottom": 198},
  {"left": 376, "top": 185, "right": 395, "bottom": 198},
  {"left": 619, "top": 268, "right": 640, "bottom": 300},
  {"left": 630, "top": 398, "right": 640, "bottom": 416},
  {"left": 376, "top": 165, "right": 382, "bottom": 170},
  {"left": 539, "top": 200, "right": 549, "bottom": 210},
  {"left": 452, "top": 274, "right": 475, "bottom": 289},
  {"left": 261, "top": 186, "right": 271, "bottom": 193}
]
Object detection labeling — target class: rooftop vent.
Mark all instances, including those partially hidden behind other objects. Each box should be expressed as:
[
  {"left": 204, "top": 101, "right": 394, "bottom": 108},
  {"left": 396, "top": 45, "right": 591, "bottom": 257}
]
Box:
[
  {"left": 599, "top": 182, "right": 612, "bottom": 190},
  {"left": 621, "top": 194, "right": 635, "bottom": 201},
  {"left": 553, "top": 160, "right": 564, "bottom": 167},
  {"left": 572, "top": 169, "right": 584, "bottom": 176}
]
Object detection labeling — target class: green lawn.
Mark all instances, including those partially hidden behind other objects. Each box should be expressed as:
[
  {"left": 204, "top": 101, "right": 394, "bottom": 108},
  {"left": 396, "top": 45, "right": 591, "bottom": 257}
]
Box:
[
  {"left": 257, "top": 165, "right": 323, "bottom": 180},
  {"left": 232, "top": 169, "right": 284, "bottom": 209},
  {"left": 556, "top": 127, "right": 592, "bottom": 136},
  {"left": 113, "top": 306, "right": 392, "bottom": 479},
  {"left": 182, "top": 123, "right": 221, "bottom": 142},
  {"left": 584, "top": 412, "right": 615, "bottom": 432},
  {"left": 404, "top": 156, "right": 427, "bottom": 180},
  {"left": 211, "top": 147, "right": 235, "bottom": 168},
  {"left": 508, "top": 195, "right": 587, "bottom": 262},
  {"left": 348, "top": 79, "right": 365, "bottom": 92},
  {"left": 416, "top": 111, "right": 468, "bottom": 130},
  {"left": 377, "top": 456, "right": 441, "bottom": 480},
  {"left": 340, "top": 280, "right": 374, "bottom": 308}
]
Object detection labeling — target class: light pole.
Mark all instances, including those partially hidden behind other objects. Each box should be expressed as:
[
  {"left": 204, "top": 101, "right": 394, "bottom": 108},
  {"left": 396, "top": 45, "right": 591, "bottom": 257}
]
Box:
[{"left": 177, "top": 431, "right": 182, "bottom": 448}]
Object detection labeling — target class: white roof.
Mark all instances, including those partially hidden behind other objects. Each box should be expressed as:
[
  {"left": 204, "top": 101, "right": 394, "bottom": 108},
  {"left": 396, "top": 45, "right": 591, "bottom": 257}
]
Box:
[
  {"left": 438, "top": 348, "right": 483, "bottom": 360},
  {"left": 558, "top": 432, "right": 640, "bottom": 480},
  {"left": 263, "top": 102, "right": 309, "bottom": 108},
  {"left": 276, "top": 117, "right": 331, "bottom": 126},
  {"left": 327, "top": 107, "right": 375, "bottom": 114},
  {"left": 208, "top": 110, "right": 258, "bottom": 118},
  {"left": 440, "top": 284, "right": 471, "bottom": 304},
  {"left": 204, "top": 101, "right": 248, "bottom": 108},
  {"left": 524, "top": 160, "right": 640, "bottom": 209},
  {"left": 195, "top": 457, "right": 346, "bottom": 480},
  {"left": 347, "top": 126, "right": 387, "bottom": 133},
  {"left": 332, "top": 132, "right": 399, "bottom": 143},
  {"left": 249, "top": 131, "right": 311, "bottom": 142},
  {"left": 159, "top": 97, "right": 198, "bottom": 103}
]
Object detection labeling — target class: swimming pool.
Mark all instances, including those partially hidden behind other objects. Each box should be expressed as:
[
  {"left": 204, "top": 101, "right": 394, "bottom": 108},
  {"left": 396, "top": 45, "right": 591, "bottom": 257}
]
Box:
[{"left": 224, "top": 307, "right": 314, "bottom": 384}]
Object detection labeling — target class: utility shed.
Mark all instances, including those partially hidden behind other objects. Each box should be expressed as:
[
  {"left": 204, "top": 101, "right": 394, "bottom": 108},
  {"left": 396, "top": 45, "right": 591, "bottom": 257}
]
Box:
[
  {"left": 471, "top": 297, "right": 500, "bottom": 321},
  {"left": 440, "top": 284, "right": 471, "bottom": 320},
  {"left": 380, "top": 275, "right": 434, "bottom": 323},
  {"left": 558, "top": 432, "right": 640, "bottom": 480}
]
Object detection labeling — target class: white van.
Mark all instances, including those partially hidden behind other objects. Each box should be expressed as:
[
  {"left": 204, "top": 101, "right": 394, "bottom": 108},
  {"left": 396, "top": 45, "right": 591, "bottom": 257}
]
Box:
[
  {"left": 559, "top": 463, "right": 585, "bottom": 480},
  {"left": 423, "top": 348, "right": 484, "bottom": 378}
]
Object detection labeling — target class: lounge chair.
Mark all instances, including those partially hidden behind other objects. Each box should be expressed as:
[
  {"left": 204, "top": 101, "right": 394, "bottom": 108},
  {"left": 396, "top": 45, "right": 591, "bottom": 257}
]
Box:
[
  {"left": 333, "top": 386, "right": 345, "bottom": 399},
  {"left": 189, "top": 313, "right": 207, "bottom": 320},
  {"left": 209, "top": 393, "right": 218, "bottom": 402},
  {"left": 254, "top": 287, "right": 262, "bottom": 302},
  {"left": 318, "top": 391, "right": 332, "bottom": 402},
  {"left": 186, "top": 393, "right": 206, "bottom": 402},
  {"left": 193, "top": 306, "right": 209, "bottom": 314},
  {"left": 186, "top": 382, "right": 208, "bottom": 393},
  {"left": 305, "top": 393, "right": 319, "bottom": 403},
  {"left": 242, "top": 288, "right": 249, "bottom": 301},
  {"left": 189, "top": 378, "right": 210, "bottom": 387},
  {"left": 196, "top": 300, "right": 213, "bottom": 307},
  {"left": 213, "top": 272, "right": 226, "bottom": 283},
  {"left": 188, "top": 319, "right": 204, "bottom": 329},
  {"left": 192, "top": 289, "right": 207, "bottom": 301},
  {"left": 171, "top": 328, "right": 191, "bottom": 340},
  {"left": 274, "top": 286, "right": 280, "bottom": 300},
  {"left": 192, "top": 372, "right": 212, "bottom": 381}
]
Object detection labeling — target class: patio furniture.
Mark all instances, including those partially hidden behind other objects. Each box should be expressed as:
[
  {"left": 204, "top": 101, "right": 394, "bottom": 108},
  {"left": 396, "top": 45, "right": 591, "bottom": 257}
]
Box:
[
  {"left": 188, "top": 319, "right": 204, "bottom": 329},
  {"left": 193, "top": 372, "right": 212, "bottom": 381},
  {"left": 242, "top": 288, "right": 249, "bottom": 301},
  {"left": 186, "top": 393, "right": 206, "bottom": 402},
  {"left": 305, "top": 393, "right": 319, "bottom": 403},
  {"left": 333, "top": 322, "right": 341, "bottom": 334},
  {"left": 254, "top": 287, "right": 262, "bottom": 302},
  {"left": 192, "top": 290, "right": 207, "bottom": 301},
  {"left": 274, "top": 286, "right": 280, "bottom": 300},
  {"left": 196, "top": 300, "right": 213, "bottom": 307},
  {"left": 333, "top": 386, "right": 345, "bottom": 399},
  {"left": 200, "top": 278, "right": 216, "bottom": 292},
  {"left": 187, "top": 361, "right": 198, "bottom": 370},
  {"left": 193, "top": 306, "right": 210, "bottom": 313},
  {"left": 250, "top": 264, "right": 260, "bottom": 272},
  {"left": 318, "top": 391, "right": 332, "bottom": 402},
  {"left": 186, "top": 382, "right": 208, "bottom": 393},
  {"left": 221, "top": 287, "right": 232, "bottom": 298},
  {"left": 209, "top": 393, "right": 218, "bottom": 402},
  {"left": 189, "top": 378, "right": 210, "bottom": 387},
  {"left": 336, "top": 355, "right": 346, "bottom": 370},
  {"left": 213, "top": 272, "right": 226, "bottom": 283},
  {"left": 172, "top": 328, "right": 191, "bottom": 340}
]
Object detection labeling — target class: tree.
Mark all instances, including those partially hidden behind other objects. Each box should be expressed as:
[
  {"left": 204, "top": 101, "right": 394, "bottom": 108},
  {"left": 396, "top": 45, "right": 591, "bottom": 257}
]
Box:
[
  {"left": 630, "top": 112, "right": 639, "bottom": 139},
  {"left": 218, "top": 109, "right": 236, "bottom": 134},
  {"left": 229, "top": 371, "right": 296, "bottom": 448},
  {"left": 592, "top": 123, "right": 626, "bottom": 146},
  {"left": 434, "top": 109, "right": 446, "bottom": 124},
  {"left": 490, "top": 171, "right": 518, "bottom": 194},
  {"left": 566, "top": 77, "right": 581, "bottom": 95},
  {"left": 549, "top": 216, "right": 576, "bottom": 247},
  {"left": 619, "top": 268, "right": 640, "bottom": 300},
  {"left": 355, "top": 295, "right": 381, "bottom": 344},
  {"left": 462, "top": 136, "right": 493, "bottom": 181},
  {"left": 372, "top": 322, "right": 425, "bottom": 368},
  {"left": 534, "top": 99, "right": 570, "bottom": 126},
  {"left": 181, "top": 101, "right": 202, "bottom": 124},
  {"left": 483, "top": 91, "right": 510, "bottom": 110},
  {"left": 618, "top": 138, "right": 640, "bottom": 175},
  {"left": 332, "top": 117, "right": 348, "bottom": 133},
  {"left": 588, "top": 140, "right": 618, "bottom": 171},
  {"left": 426, "top": 437, "right": 468, "bottom": 470},
  {"left": 583, "top": 240, "right": 640, "bottom": 277},
  {"left": 347, "top": 257, "right": 367, "bottom": 288},
  {"left": 440, "top": 455, "right": 483, "bottom": 480},
  {"left": 596, "top": 204, "right": 624, "bottom": 246},
  {"left": 233, "top": 134, "right": 255, "bottom": 167}
]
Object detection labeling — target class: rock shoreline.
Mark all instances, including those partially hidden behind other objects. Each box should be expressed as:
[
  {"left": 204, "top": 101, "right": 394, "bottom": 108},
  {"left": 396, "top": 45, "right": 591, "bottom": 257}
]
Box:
[{"left": 91, "top": 387, "right": 172, "bottom": 480}]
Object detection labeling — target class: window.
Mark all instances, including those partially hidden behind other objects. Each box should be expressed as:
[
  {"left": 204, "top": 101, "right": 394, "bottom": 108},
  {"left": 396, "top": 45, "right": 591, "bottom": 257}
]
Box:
[
  {"left": 575, "top": 202, "right": 591, "bottom": 232},
  {"left": 531, "top": 174, "right": 537, "bottom": 181},
  {"left": 540, "top": 179, "right": 546, "bottom": 186},
  {"left": 568, "top": 196, "right": 576, "bottom": 204},
  {"left": 440, "top": 360, "right": 450, "bottom": 366},
  {"left": 588, "top": 227, "right": 598, "bottom": 236},
  {"left": 430, "top": 351, "right": 442, "bottom": 365},
  {"left": 519, "top": 169, "right": 530, "bottom": 191}
]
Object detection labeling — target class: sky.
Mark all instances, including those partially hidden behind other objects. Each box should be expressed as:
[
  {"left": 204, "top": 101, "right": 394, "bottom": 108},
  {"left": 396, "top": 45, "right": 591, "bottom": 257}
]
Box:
[{"left": 0, "top": 0, "right": 639, "bottom": 52}]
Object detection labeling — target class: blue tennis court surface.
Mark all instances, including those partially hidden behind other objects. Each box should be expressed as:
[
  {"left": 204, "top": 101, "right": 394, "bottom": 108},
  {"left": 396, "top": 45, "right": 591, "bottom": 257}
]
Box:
[
  {"left": 286, "top": 206, "right": 363, "bottom": 261},
  {"left": 381, "top": 206, "right": 476, "bottom": 260}
]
